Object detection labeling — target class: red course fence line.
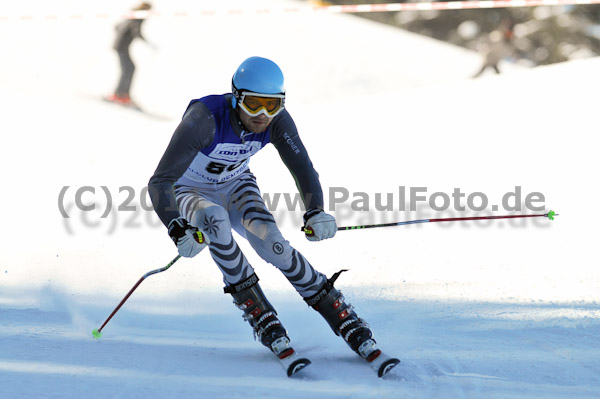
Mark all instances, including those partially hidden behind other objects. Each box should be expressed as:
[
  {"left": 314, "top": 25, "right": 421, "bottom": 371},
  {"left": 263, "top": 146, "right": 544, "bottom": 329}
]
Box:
[{"left": 2, "top": 0, "right": 599, "bottom": 21}]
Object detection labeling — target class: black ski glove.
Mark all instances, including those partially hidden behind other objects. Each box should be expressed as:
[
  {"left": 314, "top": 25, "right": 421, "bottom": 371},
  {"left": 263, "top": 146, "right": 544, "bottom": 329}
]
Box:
[{"left": 168, "top": 217, "right": 208, "bottom": 258}]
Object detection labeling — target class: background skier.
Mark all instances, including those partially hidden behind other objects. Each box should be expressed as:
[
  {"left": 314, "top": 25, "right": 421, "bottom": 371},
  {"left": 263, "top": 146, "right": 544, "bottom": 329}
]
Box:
[
  {"left": 472, "top": 18, "right": 515, "bottom": 78},
  {"left": 106, "top": 2, "right": 153, "bottom": 106}
]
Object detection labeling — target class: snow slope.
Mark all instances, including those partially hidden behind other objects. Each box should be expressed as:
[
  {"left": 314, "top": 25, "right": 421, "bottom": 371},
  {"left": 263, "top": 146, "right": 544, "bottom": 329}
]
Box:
[{"left": 1, "top": 0, "right": 599, "bottom": 398}]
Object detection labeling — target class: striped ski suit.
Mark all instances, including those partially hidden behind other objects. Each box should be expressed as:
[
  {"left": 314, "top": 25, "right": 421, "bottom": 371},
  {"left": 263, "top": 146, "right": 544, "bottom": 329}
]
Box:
[{"left": 149, "top": 94, "right": 327, "bottom": 297}]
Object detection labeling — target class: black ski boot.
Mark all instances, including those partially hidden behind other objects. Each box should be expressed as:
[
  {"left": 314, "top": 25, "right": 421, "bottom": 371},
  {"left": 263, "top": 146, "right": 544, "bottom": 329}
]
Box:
[
  {"left": 225, "top": 273, "right": 291, "bottom": 355},
  {"left": 304, "top": 270, "right": 380, "bottom": 361}
]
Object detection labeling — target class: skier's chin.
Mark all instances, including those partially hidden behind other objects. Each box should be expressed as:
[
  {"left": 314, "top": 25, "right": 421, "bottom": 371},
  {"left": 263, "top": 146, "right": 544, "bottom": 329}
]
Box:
[{"left": 251, "top": 122, "right": 268, "bottom": 133}]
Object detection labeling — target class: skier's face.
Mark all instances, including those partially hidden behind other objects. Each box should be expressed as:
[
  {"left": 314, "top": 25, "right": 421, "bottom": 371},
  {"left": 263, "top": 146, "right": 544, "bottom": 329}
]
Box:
[{"left": 237, "top": 107, "right": 273, "bottom": 133}]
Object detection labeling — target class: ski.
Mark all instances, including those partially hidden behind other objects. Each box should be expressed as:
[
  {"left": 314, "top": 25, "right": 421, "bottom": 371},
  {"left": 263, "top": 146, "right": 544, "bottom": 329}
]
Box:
[
  {"left": 365, "top": 349, "right": 400, "bottom": 377},
  {"left": 99, "top": 95, "right": 172, "bottom": 121},
  {"left": 276, "top": 347, "right": 311, "bottom": 377},
  {"left": 358, "top": 339, "right": 400, "bottom": 377},
  {"left": 102, "top": 96, "right": 143, "bottom": 112}
]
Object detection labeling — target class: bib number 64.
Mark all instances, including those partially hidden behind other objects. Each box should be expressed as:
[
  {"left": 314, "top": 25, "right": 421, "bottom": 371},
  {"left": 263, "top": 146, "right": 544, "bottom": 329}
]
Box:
[{"left": 206, "top": 158, "right": 247, "bottom": 175}]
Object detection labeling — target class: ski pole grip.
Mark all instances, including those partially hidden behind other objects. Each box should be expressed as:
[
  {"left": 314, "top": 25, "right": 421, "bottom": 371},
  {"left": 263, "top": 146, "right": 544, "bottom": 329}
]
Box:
[
  {"left": 301, "top": 227, "right": 314, "bottom": 236},
  {"left": 194, "top": 230, "right": 205, "bottom": 244}
]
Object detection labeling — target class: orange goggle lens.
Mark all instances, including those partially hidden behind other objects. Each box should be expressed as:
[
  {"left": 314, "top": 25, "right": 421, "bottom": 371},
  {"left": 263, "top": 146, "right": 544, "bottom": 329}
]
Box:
[{"left": 241, "top": 95, "right": 283, "bottom": 116}]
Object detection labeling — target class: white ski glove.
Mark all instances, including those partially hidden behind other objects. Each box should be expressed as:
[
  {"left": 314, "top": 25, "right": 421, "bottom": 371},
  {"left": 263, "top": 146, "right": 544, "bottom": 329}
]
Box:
[
  {"left": 303, "top": 209, "right": 337, "bottom": 242},
  {"left": 168, "top": 217, "right": 209, "bottom": 258}
]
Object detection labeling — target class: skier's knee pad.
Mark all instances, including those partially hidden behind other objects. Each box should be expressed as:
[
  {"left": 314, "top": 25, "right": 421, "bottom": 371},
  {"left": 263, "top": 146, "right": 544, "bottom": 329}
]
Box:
[
  {"left": 248, "top": 231, "right": 293, "bottom": 265},
  {"left": 190, "top": 205, "right": 231, "bottom": 242}
]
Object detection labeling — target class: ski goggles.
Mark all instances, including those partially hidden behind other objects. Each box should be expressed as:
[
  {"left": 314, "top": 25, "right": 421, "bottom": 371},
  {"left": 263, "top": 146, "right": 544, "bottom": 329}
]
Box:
[{"left": 239, "top": 92, "right": 285, "bottom": 117}]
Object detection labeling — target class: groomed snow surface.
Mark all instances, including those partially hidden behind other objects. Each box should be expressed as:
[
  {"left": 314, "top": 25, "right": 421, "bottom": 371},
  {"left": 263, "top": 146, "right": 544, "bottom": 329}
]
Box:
[{"left": 1, "top": 0, "right": 599, "bottom": 398}]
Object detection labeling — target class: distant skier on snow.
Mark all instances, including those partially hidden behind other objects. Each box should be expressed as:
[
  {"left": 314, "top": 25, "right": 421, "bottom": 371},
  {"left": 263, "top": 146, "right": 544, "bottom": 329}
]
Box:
[
  {"left": 148, "top": 57, "right": 399, "bottom": 376},
  {"left": 106, "top": 2, "right": 154, "bottom": 107},
  {"left": 472, "top": 18, "right": 516, "bottom": 78}
]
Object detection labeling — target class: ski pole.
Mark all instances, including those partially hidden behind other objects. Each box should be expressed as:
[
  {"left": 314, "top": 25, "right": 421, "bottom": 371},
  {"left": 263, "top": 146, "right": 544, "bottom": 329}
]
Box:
[
  {"left": 302, "top": 210, "right": 557, "bottom": 234},
  {"left": 92, "top": 255, "right": 181, "bottom": 339}
]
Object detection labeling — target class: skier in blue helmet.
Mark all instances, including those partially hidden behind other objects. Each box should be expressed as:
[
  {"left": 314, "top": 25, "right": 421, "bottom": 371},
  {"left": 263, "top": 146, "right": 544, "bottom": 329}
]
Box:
[{"left": 148, "top": 57, "right": 399, "bottom": 376}]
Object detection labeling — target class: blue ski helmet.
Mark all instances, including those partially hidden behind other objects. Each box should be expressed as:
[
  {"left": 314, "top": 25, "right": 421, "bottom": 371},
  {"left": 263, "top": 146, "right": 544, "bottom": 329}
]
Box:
[{"left": 231, "top": 57, "right": 285, "bottom": 109}]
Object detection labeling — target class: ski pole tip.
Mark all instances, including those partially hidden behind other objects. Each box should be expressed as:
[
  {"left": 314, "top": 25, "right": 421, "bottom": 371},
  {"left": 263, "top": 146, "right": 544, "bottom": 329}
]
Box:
[
  {"left": 92, "top": 328, "right": 102, "bottom": 339},
  {"left": 547, "top": 210, "right": 557, "bottom": 220}
]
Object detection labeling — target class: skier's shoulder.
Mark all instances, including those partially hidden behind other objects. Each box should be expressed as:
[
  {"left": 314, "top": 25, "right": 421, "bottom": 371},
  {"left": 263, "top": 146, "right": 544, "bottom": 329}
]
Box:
[
  {"left": 275, "top": 107, "right": 294, "bottom": 124},
  {"left": 201, "top": 94, "right": 232, "bottom": 111},
  {"left": 182, "top": 99, "right": 217, "bottom": 129},
  {"left": 186, "top": 94, "right": 232, "bottom": 118},
  {"left": 270, "top": 108, "right": 298, "bottom": 142},
  {"left": 176, "top": 102, "right": 215, "bottom": 149}
]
